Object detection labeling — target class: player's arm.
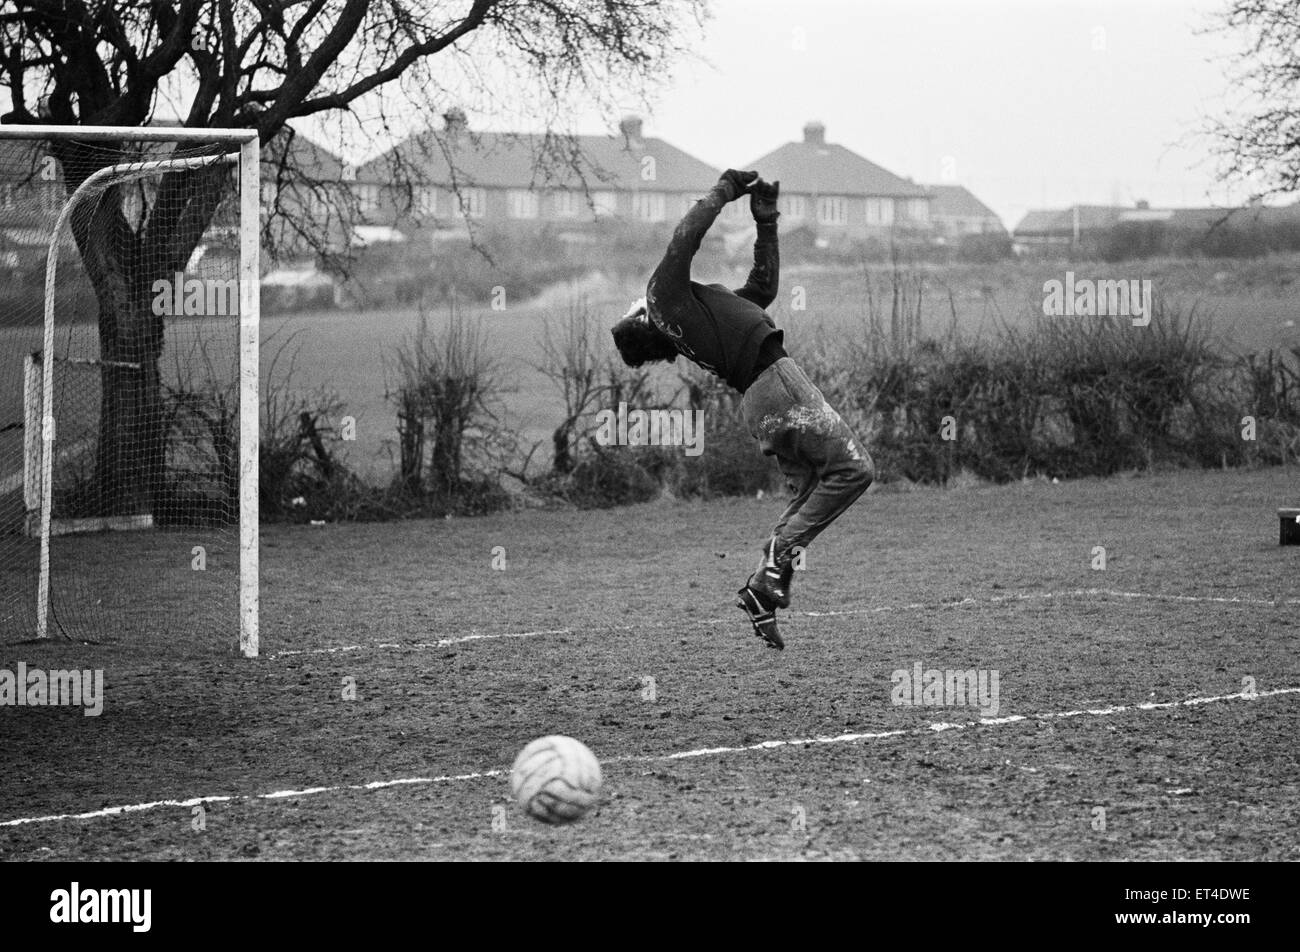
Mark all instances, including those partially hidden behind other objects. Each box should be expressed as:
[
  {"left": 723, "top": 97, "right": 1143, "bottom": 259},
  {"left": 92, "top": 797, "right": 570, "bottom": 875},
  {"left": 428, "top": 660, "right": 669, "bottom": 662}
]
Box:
[
  {"left": 734, "top": 179, "right": 780, "bottom": 312},
  {"left": 649, "top": 169, "right": 757, "bottom": 301}
]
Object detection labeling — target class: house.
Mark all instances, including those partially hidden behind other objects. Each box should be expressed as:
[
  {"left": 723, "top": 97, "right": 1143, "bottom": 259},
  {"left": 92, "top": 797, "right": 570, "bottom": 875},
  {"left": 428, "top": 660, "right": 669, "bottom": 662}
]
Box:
[
  {"left": 926, "top": 184, "right": 1005, "bottom": 240},
  {"left": 353, "top": 110, "right": 721, "bottom": 235},
  {"left": 744, "top": 121, "right": 932, "bottom": 248}
]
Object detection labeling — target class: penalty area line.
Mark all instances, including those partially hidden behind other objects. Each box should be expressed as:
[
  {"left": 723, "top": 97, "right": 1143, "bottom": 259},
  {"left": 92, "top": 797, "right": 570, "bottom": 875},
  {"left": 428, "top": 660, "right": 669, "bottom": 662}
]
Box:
[{"left": 2, "top": 686, "right": 1296, "bottom": 830}]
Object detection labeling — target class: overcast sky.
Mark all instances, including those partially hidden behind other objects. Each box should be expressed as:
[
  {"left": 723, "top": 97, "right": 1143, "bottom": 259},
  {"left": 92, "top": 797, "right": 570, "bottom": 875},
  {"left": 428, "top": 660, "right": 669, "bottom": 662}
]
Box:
[{"left": 618, "top": 0, "right": 1252, "bottom": 230}]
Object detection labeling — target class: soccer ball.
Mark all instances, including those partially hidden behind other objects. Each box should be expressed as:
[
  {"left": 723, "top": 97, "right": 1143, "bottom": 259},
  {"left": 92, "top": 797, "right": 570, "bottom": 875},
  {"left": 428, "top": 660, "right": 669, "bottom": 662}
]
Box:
[{"left": 510, "top": 735, "right": 603, "bottom": 824}]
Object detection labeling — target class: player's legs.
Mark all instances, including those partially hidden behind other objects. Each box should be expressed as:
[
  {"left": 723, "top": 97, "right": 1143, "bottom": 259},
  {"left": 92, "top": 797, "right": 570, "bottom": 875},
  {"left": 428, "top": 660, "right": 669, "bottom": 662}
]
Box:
[
  {"left": 746, "top": 449, "right": 815, "bottom": 609},
  {"left": 771, "top": 451, "right": 818, "bottom": 539},
  {"left": 741, "top": 357, "right": 874, "bottom": 606},
  {"left": 774, "top": 417, "right": 874, "bottom": 553}
]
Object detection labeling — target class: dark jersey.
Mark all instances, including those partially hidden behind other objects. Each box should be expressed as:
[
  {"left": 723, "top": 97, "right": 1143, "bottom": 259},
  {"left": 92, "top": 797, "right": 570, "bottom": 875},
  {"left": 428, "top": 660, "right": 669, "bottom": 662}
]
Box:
[{"left": 645, "top": 182, "right": 783, "bottom": 392}]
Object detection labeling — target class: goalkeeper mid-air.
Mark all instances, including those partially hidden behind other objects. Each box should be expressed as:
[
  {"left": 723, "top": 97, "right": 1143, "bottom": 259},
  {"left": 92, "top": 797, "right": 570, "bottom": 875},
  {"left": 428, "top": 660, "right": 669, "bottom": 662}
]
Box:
[{"left": 611, "top": 169, "right": 874, "bottom": 650}]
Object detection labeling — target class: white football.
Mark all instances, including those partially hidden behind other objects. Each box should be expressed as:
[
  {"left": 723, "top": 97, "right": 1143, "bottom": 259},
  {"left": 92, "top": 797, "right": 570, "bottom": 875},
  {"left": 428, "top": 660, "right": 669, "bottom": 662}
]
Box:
[{"left": 510, "top": 735, "right": 603, "bottom": 824}]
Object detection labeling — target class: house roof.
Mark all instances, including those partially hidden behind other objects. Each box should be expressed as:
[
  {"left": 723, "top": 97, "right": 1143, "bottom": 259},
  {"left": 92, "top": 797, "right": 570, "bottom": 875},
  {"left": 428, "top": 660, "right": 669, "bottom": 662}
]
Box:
[
  {"left": 357, "top": 116, "right": 719, "bottom": 193},
  {"left": 1013, "top": 206, "right": 1125, "bottom": 236},
  {"left": 746, "top": 122, "right": 929, "bottom": 199},
  {"left": 262, "top": 126, "right": 347, "bottom": 182},
  {"left": 927, "top": 184, "right": 1001, "bottom": 223}
]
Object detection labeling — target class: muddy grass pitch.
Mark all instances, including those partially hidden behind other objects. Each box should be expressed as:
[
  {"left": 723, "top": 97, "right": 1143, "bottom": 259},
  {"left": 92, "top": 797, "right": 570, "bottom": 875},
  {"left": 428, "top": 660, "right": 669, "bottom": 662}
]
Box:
[{"left": 1, "top": 468, "right": 1297, "bottom": 860}]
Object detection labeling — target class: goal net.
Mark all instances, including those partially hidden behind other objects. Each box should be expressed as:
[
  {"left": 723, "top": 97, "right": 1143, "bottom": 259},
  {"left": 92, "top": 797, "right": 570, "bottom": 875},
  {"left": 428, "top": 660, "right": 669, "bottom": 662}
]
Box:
[{"left": 0, "top": 127, "right": 259, "bottom": 656}]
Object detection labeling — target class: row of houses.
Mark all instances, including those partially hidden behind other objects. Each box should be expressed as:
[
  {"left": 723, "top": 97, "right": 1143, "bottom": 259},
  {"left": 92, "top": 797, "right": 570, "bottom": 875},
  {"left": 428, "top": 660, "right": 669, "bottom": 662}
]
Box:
[
  {"left": 260, "top": 111, "right": 1006, "bottom": 259},
  {"left": 18, "top": 112, "right": 1295, "bottom": 274}
]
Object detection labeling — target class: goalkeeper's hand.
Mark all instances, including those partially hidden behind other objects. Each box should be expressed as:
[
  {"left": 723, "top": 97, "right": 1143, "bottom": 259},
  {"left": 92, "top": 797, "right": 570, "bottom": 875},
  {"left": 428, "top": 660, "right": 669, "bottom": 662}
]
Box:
[
  {"left": 717, "top": 169, "right": 760, "bottom": 201},
  {"left": 750, "top": 178, "right": 780, "bottom": 223}
]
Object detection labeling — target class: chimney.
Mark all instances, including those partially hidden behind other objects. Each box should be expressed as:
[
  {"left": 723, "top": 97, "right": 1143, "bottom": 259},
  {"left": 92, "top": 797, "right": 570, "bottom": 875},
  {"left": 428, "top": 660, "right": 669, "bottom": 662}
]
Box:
[
  {"left": 619, "top": 115, "right": 644, "bottom": 149},
  {"left": 443, "top": 107, "right": 468, "bottom": 139},
  {"left": 803, "top": 121, "right": 826, "bottom": 146}
]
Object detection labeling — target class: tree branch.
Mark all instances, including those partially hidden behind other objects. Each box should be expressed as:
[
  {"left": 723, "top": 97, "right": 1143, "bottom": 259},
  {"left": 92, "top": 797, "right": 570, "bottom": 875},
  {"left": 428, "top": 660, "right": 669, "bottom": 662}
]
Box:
[{"left": 287, "top": 0, "right": 496, "bottom": 119}]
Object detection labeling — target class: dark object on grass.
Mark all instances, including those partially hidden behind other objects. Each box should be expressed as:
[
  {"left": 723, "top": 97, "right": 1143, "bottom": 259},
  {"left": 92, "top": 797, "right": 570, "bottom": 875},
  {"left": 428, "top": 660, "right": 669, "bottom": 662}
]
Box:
[{"left": 1279, "top": 508, "right": 1300, "bottom": 545}]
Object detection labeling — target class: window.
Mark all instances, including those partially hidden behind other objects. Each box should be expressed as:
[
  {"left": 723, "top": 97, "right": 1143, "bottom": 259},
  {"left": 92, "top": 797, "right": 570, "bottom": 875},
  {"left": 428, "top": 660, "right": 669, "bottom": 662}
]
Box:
[
  {"left": 779, "top": 195, "right": 806, "bottom": 219},
  {"left": 631, "top": 191, "right": 666, "bottom": 222},
  {"left": 415, "top": 186, "right": 438, "bottom": 217},
  {"left": 906, "top": 198, "right": 929, "bottom": 222},
  {"left": 306, "top": 189, "right": 326, "bottom": 220},
  {"left": 552, "top": 190, "right": 580, "bottom": 218},
  {"left": 354, "top": 183, "right": 380, "bottom": 215},
  {"left": 865, "top": 198, "right": 895, "bottom": 226},
  {"left": 818, "top": 196, "right": 848, "bottom": 226},
  {"left": 508, "top": 189, "right": 539, "bottom": 219},
  {"left": 591, "top": 191, "right": 617, "bottom": 218},
  {"left": 452, "top": 187, "right": 486, "bottom": 219}
]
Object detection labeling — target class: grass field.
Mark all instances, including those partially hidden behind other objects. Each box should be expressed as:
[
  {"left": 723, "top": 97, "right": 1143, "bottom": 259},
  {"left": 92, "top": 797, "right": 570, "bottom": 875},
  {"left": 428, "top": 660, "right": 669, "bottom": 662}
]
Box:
[{"left": 1, "top": 465, "right": 1296, "bottom": 860}]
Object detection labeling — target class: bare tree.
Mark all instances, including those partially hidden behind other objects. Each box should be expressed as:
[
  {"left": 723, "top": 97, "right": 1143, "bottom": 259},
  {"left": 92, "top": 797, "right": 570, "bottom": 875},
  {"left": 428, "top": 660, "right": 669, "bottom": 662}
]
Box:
[
  {"left": 387, "top": 304, "right": 499, "bottom": 495},
  {"left": 538, "top": 301, "right": 611, "bottom": 474},
  {"left": 1206, "top": 0, "right": 1300, "bottom": 199},
  {"left": 0, "top": 0, "right": 706, "bottom": 514}
]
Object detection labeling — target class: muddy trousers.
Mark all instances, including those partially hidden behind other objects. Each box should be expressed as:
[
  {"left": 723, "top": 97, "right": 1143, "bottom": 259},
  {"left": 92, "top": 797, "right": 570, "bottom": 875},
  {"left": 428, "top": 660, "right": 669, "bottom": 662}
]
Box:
[{"left": 739, "top": 357, "right": 874, "bottom": 561}]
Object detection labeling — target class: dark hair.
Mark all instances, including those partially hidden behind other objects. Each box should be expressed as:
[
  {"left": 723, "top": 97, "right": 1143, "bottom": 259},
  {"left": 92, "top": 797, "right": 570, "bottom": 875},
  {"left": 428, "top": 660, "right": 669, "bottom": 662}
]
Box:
[{"left": 611, "top": 316, "right": 678, "bottom": 367}]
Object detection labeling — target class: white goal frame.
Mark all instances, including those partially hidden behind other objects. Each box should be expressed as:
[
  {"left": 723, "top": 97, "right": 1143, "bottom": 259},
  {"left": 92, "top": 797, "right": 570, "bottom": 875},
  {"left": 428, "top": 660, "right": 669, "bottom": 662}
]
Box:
[{"left": 0, "top": 125, "right": 261, "bottom": 657}]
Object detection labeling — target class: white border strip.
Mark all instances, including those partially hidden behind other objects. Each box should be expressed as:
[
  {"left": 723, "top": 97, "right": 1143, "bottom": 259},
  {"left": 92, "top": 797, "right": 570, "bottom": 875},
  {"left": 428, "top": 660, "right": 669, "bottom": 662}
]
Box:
[
  {"left": 3, "top": 685, "right": 1295, "bottom": 829},
  {"left": 267, "top": 587, "right": 1300, "bottom": 660}
]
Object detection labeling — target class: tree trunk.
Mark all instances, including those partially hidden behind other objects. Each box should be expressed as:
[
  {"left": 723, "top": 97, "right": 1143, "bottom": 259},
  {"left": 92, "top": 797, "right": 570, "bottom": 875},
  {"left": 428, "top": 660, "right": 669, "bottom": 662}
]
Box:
[
  {"left": 57, "top": 147, "right": 230, "bottom": 520},
  {"left": 397, "top": 399, "right": 425, "bottom": 494},
  {"left": 552, "top": 422, "right": 574, "bottom": 474},
  {"left": 93, "top": 272, "right": 166, "bottom": 517}
]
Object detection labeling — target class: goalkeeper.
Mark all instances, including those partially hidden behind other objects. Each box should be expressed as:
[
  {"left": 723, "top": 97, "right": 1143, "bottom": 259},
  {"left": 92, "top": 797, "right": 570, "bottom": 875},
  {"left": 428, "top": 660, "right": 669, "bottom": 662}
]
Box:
[{"left": 611, "top": 169, "right": 874, "bottom": 650}]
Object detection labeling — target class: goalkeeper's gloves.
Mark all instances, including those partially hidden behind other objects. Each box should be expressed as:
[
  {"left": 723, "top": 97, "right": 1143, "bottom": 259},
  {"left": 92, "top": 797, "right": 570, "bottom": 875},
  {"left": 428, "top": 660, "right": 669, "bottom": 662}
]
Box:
[
  {"left": 750, "top": 178, "right": 780, "bottom": 223},
  {"left": 717, "top": 169, "right": 760, "bottom": 201}
]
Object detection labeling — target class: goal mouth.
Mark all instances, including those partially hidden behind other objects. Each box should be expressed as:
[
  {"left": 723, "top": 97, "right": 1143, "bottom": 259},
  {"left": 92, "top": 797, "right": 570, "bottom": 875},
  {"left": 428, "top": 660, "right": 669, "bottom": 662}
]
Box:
[{"left": 0, "top": 126, "right": 260, "bottom": 656}]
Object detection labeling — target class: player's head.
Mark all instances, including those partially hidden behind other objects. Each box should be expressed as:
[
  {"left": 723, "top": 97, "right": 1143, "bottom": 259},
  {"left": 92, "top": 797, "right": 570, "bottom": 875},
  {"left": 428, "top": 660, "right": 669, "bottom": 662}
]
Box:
[{"left": 611, "top": 298, "right": 677, "bottom": 367}]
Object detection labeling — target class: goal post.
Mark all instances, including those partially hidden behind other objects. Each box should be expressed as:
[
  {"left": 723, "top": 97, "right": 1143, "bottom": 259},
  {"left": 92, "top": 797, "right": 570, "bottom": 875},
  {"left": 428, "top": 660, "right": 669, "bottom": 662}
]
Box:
[{"left": 0, "top": 126, "right": 260, "bottom": 657}]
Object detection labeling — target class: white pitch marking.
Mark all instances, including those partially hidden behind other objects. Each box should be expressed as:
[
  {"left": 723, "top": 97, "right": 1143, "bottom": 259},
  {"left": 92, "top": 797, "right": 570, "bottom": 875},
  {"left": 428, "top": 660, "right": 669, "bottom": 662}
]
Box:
[
  {"left": 2, "top": 687, "right": 1295, "bottom": 830},
  {"left": 268, "top": 628, "right": 577, "bottom": 659},
  {"left": 0, "top": 771, "right": 505, "bottom": 828},
  {"left": 264, "top": 587, "right": 1298, "bottom": 661},
  {"left": 0, "top": 795, "right": 236, "bottom": 826}
]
